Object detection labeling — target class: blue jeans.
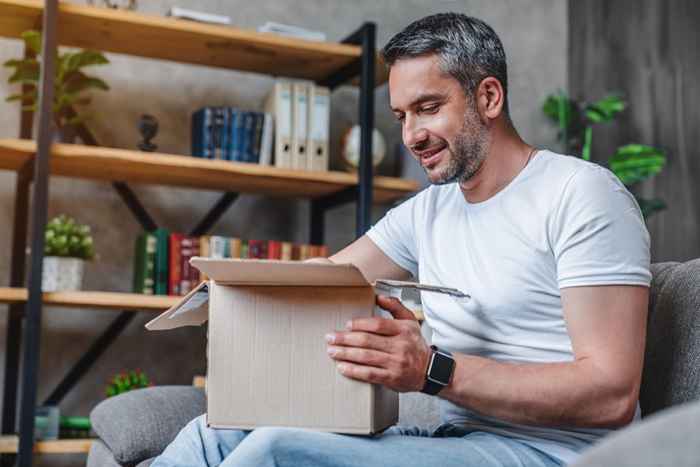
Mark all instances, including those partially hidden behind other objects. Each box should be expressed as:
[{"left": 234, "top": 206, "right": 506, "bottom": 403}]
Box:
[{"left": 151, "top": 415, "right": 563, "bottom": 467}]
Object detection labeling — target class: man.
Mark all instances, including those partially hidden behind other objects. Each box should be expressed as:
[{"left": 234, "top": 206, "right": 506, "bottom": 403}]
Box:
[{"left": 153, "top": 13, "right": 650, "bottom": 467}]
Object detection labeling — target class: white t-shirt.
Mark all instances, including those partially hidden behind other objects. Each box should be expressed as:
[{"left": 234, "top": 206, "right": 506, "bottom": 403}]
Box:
[{"left": 366, "top": 150, "right": 651, "bottom": 464}]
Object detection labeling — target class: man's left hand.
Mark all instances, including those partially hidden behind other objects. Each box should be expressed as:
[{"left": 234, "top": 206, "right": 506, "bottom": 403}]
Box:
[{"left": 325, "top": 295, "right": 430, "bottom": 393}]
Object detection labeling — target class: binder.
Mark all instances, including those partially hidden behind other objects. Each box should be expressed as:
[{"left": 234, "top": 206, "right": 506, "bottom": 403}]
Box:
[
  {"left": 291, "top": 81, "right": 310, "bottom": 171},
  {"left": 258, "top": 113, "right": 274, "bottom": 166},
  {"left": 264, "top": 81, "right": 293, "bottom": 169},
  {"left": 308, "top": 84, "right": 330, "bottom": 172}
]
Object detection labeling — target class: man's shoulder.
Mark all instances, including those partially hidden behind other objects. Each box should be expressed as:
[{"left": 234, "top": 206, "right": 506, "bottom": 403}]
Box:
[{"left": 534, "top": 150, "right": 620, "bottom": 193}]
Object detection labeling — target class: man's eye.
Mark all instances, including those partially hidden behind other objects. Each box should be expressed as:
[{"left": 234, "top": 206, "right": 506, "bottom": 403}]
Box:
[
  {"left": 420, "top": 105, "right": 439, "bottom": 114},
  {"left": 395, "top": 114, "right": 405, "bottom": 123}
]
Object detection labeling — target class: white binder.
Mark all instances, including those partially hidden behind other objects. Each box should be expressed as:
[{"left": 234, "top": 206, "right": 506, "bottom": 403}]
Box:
[
  {"left": 291, "top": 81, "right": 310, "bottom": 171},
  {"left": 308, "top": 84, "right": 330, "bottom": 172},
  {"left": 264, "top": 81, "right": 293, "bottom": 169},
  {"left": 258, "top": 112, "right": 274, "bottom": 166}
]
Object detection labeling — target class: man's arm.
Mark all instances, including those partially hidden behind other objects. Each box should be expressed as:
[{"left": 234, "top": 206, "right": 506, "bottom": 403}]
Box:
[
  {"left": 327, "top": 284, "right": 648, "bottom": 429},
  {"left": 316, "top": 235, "right": 412, "bottom": 283}
]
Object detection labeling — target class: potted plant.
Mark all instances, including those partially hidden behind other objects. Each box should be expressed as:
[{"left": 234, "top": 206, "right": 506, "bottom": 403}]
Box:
[
  {"left": 543, "top": 92, "right": 667, "bottom": 219},
  {"left": 42, "top": 214, "right": 95, "bottom": 292},
  {"left": 3, "top": 30, "right": 110, "bottom": 143}
]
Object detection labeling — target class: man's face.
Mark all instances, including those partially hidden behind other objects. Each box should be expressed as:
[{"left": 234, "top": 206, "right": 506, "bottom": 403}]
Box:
[{"left": 389, "top": 54, "right": 489, "bottom": 185}]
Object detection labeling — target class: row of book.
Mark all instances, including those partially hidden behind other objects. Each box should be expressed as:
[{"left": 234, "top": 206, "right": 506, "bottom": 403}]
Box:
[
  {"left": 133, "top": 229, "right": 330, "bottom": 296},
  {"left": 190, "top": 80, "right": 330, "bottom": 172}
]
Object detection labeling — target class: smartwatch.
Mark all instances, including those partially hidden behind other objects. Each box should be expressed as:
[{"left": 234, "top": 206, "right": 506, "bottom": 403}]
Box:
[{"left": 421, "top": 345, "right": 455, "bottom": 395}]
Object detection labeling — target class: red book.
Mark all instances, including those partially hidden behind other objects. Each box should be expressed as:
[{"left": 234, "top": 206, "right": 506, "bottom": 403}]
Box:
[
  {"left": 309, "top": 245, "right": 320, "bottom": 258},
  {"left": 267, "top": 240, "right": 282, "bottom": 260},
  {"left": 318, "top": 245, "right": 329, "bottom": 258},
  {"left": 168, "top": 233, "right": 183, "bottom": 295},
  {"left": 180, "top": 236, "right": 200, "bottom": 294}
]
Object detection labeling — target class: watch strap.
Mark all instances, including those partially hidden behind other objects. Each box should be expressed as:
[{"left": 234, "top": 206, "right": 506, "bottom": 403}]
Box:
[{"left": 421, "top": 345, "right": 454, "bottom": 395}]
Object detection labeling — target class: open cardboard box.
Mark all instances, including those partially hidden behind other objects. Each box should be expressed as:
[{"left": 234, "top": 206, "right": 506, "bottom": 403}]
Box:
[{"left": 146, "top": 258, "right": 468, "bottom": 435}]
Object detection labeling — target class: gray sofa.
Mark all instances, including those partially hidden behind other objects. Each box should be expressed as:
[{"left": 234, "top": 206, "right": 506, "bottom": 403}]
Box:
[{"left": 87, "top": 259, "right": 699, "bottom": 466}]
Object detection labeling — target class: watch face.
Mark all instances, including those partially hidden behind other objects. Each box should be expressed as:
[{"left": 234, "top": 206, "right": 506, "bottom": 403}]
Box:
[{"left": 429, "top": 352, "right": 454, "bottom": 384}]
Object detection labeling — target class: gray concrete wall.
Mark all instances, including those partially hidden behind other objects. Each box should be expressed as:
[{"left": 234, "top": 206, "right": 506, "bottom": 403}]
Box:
[{"left": 0, "top": 0, "right": 566, "bottom": 464}]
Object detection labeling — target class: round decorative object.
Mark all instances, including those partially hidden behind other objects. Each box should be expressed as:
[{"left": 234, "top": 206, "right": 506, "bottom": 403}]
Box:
[
  {"left": 340, "top": 125, "right": 386, "bottom": 172},
  {"left": 42, "top": 256, "right": 85, "bottom": 292}
]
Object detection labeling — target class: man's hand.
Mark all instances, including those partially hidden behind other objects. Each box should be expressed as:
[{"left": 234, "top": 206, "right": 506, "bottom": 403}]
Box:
[{"left": 325, "top": 295, "right": 430, "bottom": 393}]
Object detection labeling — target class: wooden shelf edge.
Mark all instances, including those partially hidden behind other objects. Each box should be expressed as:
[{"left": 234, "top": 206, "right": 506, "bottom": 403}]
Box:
[
  {"left": 0, "top": 435, "right": 93, "bottom": 454},
  {"left": 0, "top": 139, "right": 419, "bottom": 203},
  {"left": 0, "top": 287, "right": 177, "bottom": 312}
]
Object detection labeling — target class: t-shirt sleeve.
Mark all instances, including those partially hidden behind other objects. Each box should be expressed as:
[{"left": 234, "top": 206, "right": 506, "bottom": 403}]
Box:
[
  {"left": 366, "top": 194, "right": 420, "bottom": 277},
  {"left": 550, "top": 164, "right": 651, "bottom": 289}
]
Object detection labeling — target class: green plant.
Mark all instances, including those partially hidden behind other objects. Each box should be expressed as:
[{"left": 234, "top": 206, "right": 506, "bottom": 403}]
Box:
[
  {"left": 105, "top": 369, "right": 152, "bottom": 398},
  {"left": 44, "top": 214, "right": 95, "bottom": 260},
  {"left": 3, "top": 30, "right": 109, "bottom": 133},
  {"left": 543, "top": 91, "right": 667, "bottom": 219}
]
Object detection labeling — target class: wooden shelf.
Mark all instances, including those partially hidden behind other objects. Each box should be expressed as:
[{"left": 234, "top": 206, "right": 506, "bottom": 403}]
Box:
[
  {"left": 0, "top": 435, "right": 93, "bottom": 454},
  {"left": 0, "top": 0, "right": 387, "bottom": 85},
  {"left": 0, "top": 287, "right": 177, "bottom": 312},
  {"left": 0, "top": 139, "right": 418, "bottom": 203}
]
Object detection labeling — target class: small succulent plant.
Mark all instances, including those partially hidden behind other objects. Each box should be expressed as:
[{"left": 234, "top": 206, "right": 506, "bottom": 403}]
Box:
[{"left": 44, "top": 214, "right": 95, "bottom": 260}]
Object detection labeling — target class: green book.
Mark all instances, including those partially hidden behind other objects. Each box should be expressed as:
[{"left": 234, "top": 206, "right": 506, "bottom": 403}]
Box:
[
  {"left": 154, "top": 228, "right": 170, "bottom": 295},
  {"left": 133, "top": 233, "right": 152, "bottom": 294},
  {"left": 133, "top": 232, "right": 157, "bottom": 294}
]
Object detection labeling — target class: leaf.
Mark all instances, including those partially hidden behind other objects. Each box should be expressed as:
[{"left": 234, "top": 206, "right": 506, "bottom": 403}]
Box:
[
  {"left": 62, "top": 71, "right": 110, "bottom": 94},
  {"left": 20, "top": 30, "right": 42, "bottom": 55},
  {"left": 542, "top": 93, "right": 576, "bottom": 127},
  {"left": 8, "top": 62, "right": 40, "bottom": 83},
  {"left": 64, "top": 50, "right": 109, "bottom": 72},
  {"left": 582, "top": 126, "right": 593, "bottom": 161},
  {"left": 585, "top": 94, "right": 626, "bottom": 123},
  {"left": 609, "top": 144, "right": 666, "bottom": 185}
]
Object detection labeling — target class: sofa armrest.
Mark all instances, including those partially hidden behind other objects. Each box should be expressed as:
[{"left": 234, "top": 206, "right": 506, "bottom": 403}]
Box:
[
  {"left": 90, "top": 386, "right": 205, "bottom": 465},
  {"left": 572, "top": 399, "right": 700, "bottom": 467}
]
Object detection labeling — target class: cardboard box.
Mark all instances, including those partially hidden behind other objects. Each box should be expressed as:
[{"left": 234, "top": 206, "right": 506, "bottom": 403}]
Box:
[{"left": 146, "top": 258, "right": 468, "bottom": 435}]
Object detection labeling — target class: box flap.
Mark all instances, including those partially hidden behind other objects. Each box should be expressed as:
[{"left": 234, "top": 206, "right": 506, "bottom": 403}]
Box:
[
  {"left": 145, "top": 282, "right": 210, "bottom": 330},
  {"left": 374, "top": 279, "right": 470, "bottom": 300},
  {"left": 190, "top": 258, "right": 369, "bottom": 287}
]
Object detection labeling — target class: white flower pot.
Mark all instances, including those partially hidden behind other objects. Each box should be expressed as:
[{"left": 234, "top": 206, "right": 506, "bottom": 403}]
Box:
[{"left": 41, "top": 257, "right": 85, "bottom": 292}]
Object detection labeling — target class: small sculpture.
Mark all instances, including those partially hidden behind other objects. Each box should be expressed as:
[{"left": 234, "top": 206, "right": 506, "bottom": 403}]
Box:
[{"left": 137, "top": 114, "right": 159, "bottom": 152}]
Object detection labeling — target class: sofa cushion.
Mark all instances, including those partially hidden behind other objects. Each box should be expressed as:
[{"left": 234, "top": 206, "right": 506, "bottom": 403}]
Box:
[
  {"left": 86, "top": 439, "right": 122, "bottom": 467},
  {"left": 641, "top": 260, "right": 700, "bottom": 416},
  {"left": 90, "top": 386, "right": 205, "bottom": 464}
]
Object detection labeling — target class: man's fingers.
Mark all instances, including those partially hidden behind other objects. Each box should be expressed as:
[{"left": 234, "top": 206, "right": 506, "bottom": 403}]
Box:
[
  {"left": 336, "top": 362, "right": 390, "bottom": 385},
  {"left": 376, "top": 295, "right": 418, "bottom": 321},
  {"left": 326, "top": 331, "right": 391, "bottom": 351},
  {"left": 345, "top": 316, "right": 401, "bottom": 335},
  {"left": 327, "top": 346, "right": 392, "bottom": 368}
]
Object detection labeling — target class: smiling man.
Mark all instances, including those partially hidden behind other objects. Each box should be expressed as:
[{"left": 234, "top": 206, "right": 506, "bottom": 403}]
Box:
[{"left": 152, "top": 13, "right": 651, "bottom": 467}]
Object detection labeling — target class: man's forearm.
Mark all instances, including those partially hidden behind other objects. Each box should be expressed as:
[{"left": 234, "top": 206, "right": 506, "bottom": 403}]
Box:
[{"left": 440, "top": 353, "right": 639, "bottom": 429}]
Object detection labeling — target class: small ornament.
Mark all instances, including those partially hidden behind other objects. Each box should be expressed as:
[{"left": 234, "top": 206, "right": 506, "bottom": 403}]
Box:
[
  {"left": 340, "top": 125, "right": 386, "bottom": 172},
  {"left": 137, "top": 114, "right": 159, "bottom": 152},
  {"left": 105, "top": 369, "right": 152, "bottom": 398}
]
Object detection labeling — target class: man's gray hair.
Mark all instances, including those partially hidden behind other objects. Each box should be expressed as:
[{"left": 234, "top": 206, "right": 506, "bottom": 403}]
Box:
[{"left": 381, "top": 13, "right": 509, "bottom": 116}]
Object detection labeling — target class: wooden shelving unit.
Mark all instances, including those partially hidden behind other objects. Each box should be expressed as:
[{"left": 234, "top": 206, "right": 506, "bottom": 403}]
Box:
[
  {"left": 0, "top": 139, "right": 418, "bottom": 203},
  {"left": 0, "top": 0, "right": 411, "bottom": 462}
]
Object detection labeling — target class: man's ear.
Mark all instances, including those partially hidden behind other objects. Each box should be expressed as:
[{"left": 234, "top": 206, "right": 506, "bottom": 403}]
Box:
[{"left": 475, "top": 77, "right": 505, "bottom": 122}]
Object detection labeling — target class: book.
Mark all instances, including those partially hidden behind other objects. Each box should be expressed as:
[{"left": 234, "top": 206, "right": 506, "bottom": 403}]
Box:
[
  {"left": 257, "top": 22, "right": 326, "bottom": 42},
  {"left": 240, "top": 240, "right": 249, "bottom": 259},
  {"left": 168, "top": 232, "right": 183, "bottom": 295},
  {"left": 291, "top": 81, "right": 310, "bottom": 170},
  {"left": 248, "top": 239, "right": 267, "bottom": 259},
  {"left": 199, "top": 235, "right": 211, "bottom": 281},
  {"left": 191, "top": 107, "right": 214, "bottom": 158},
  {"left": 281, "top": 241, "right": 293, "bottom": 261},
  {"left": 212, "top": 107, "right": 227, "bottom": 160},
  {"left": 267, "top": 240, "right": 282, "bottom": 259},
  {"left": 154, "top": 228, "right": 170, "bottom": 295},
  {"left": 133, "top": 232, "right": 156, "bottom": 294},
  {"left": 210, "top": 235, "right": 230, "bottom": 258},
  {"left": 168, "top": 6, "right": 232, "bottom": 25},
  {"left": 249, "top": 112, "right": 265, "bottom": 163},
  {"left": 308, "top": 84, "right": 330, "bottom": 171},
  {"left": 180, "top": 236, "right": 199, "bottom": 294},
  {"left": 228, "top": 109, "right": 243, "bottom": 162},
  {"left": 264, "top": 81, "right": 293, "bottom": 169},
  {"left": 229, "top": 237, "right": 242, "bottom": 258}
]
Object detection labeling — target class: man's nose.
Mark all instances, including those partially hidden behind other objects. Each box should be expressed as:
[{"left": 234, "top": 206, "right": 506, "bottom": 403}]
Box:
[{"left": 402, "top": 116, "right": 429, "bottom": 150}]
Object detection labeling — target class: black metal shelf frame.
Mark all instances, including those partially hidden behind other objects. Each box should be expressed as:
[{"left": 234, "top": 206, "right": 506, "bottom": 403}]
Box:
[{"left": 0, "top": 2, "right": 377, "bottom": 465}]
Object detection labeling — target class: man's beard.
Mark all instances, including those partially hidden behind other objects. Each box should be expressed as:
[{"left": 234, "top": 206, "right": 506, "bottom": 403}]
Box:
[{"left": 428, "top": 109, "right": 489, "bottom": 185}]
